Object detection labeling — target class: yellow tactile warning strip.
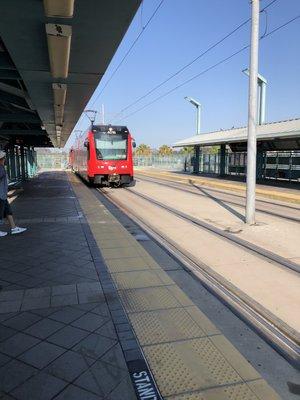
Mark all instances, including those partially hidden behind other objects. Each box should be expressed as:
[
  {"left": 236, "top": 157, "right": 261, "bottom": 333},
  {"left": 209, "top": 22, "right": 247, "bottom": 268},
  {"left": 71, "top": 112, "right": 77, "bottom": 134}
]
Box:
[
  {"left": 128, "top": 307, "right": 220, "bottom": 345},
  {"left": 136, "top": 169, "right": 300, "bottom": 205},
  {"left": 119, "top": 285, "right": 194, "bottom": 312},
  {"left": 69, "top": 173, "right": 280, "bottom": 400}
]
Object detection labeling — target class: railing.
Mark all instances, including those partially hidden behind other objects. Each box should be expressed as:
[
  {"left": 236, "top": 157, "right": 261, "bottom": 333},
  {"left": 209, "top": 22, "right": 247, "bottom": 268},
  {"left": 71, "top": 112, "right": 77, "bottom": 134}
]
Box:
[
  {"left": 134, "top": 154, "right": 188, "bottom": 170},
  {"left": 36, "top": 152, "right": 69, "bottom": 170},
  {"left": 263, "top": 151, "right": 300, "bottom": 182},
  {"left": 196, "top": 151, "right": 300, "bottom": 182},
  {"left": 5, "top": 146, "right": 37, "bottom": 184},
  {"left": 33, "top": 151, "right": 300, "bottom": 183}
]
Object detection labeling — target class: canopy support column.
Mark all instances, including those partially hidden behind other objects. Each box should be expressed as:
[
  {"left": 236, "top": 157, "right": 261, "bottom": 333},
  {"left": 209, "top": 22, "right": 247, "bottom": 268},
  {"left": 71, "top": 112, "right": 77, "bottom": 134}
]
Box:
[
  {"left": 219, "top": 144, "right": 226, "bottom": 177},
  {"left": 193, "top": 145, "right": 200, "bottom": 174}
]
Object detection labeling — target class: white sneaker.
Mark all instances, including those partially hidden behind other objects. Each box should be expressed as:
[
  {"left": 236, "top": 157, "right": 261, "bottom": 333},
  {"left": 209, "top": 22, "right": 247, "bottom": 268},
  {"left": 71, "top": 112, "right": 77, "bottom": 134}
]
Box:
[
  {"left": 0, "top": 231, "right": 8, "bottom": 237},
  {"left": 11, "top": 227, "right": 27, "bottom": 235}
]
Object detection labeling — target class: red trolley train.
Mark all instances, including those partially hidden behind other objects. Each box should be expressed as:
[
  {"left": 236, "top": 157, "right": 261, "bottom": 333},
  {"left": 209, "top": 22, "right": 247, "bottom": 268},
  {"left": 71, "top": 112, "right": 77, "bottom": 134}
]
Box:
[{"left": 70, "top": 125, "right": 135, "bottom": 187}]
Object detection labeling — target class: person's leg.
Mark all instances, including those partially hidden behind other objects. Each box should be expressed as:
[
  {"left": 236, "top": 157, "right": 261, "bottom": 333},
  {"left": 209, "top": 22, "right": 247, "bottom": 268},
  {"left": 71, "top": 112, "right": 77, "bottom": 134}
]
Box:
[
  {"left": 4, "top": 200, "right": 27, "bottom": 234},
  {"left": 6, "top": 214, "right": 16, "bottom": 229},
  {"left": 0, "top": 199, "right": 8, "bottom": 237}
]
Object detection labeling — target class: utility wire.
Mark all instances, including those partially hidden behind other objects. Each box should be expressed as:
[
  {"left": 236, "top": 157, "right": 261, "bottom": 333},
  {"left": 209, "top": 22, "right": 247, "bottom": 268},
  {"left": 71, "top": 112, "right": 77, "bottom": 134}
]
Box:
[
  {"left": 90, "top": 0, "right": 165, "bottom": 107},
  {"left": 111, "top": 19, "right": 250, "bottom": 121},
  {"left": 111, "top": 0, "right": 279, "bottom": 121},
  {"left": 115, "top": 14, "right": 299, "bottom": 122},
  {"left": 260, "top": 0, "right": 278, "bottom": 9}
]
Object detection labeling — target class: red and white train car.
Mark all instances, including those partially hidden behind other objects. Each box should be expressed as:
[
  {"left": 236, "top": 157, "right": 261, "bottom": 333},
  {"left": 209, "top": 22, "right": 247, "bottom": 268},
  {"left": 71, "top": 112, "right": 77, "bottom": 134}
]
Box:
[{"left": 70, "top": 125, "right": 135, "bottom": 187}]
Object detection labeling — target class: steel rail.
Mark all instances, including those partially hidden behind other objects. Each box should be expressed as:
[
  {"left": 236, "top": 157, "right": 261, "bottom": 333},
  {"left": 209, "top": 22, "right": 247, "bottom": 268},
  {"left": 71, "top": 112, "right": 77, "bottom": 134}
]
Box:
[
  {"left": 98, "top": 187, "right": 300, "bottom": 369},
  {"left": 136, "top": 175, "right": 300, "bottom": 223},
  {"left": 124, "top": 187, "right": 300, "bottom": 274},
  {"left": 135, "top": 173, "right": 300, "bottom": 210}
]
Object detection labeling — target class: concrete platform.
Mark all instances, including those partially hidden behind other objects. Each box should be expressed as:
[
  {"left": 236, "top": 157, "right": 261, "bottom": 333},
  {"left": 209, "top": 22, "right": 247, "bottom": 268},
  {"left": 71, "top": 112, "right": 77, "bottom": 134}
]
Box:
[
  {"left": 106, "top": 176, "right": 300, "bottom": 339},
  {"left": 0, "top": 173, "right": 137, "bottom": 399},
  {"left": 70, "top": 173, "right": 281, "bottom": 399},
  {"left": 136, "top": 169, "right": 300, "bottom": 204},
  {"left": 0, "top": 172, "right": 297, "bottom": 399}
]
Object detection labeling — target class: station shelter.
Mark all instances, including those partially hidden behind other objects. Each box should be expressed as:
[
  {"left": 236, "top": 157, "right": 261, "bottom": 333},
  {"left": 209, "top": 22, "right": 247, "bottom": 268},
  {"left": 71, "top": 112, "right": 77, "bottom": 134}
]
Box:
[
  {"left": 0, "top": 0, "right": 140, "bottom": 184},
  {"left": 173, "top": 118, "right": 300, "bottom": 183}
]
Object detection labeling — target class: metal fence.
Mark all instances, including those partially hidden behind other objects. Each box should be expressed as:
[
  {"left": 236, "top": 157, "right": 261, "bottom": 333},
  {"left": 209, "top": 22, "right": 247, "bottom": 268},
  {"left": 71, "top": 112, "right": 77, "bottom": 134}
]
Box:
[
  {"left": 5, "top": 146, "right": 37, "bottom": 184},
  {"left": 134, "top": 154, "right": 188, "bottom": 170},
  {"left": 36, "top": 152, "right": 69, "bottom": 170},
  {"left": 194, "top": 150, "right": 300, "bottom": 182},
  {"left": 225, "top": 151, "right": 300, "bottom": 182},
  {"left": 33, "top": 150, "right": 300, "bottom": 182}
]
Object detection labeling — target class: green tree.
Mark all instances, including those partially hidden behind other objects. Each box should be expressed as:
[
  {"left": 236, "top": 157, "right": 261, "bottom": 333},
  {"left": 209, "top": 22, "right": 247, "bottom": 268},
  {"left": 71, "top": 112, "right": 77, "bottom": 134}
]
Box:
[
  {"left": 202, "top": 145, "right": 219, "bottom": 154},
  {"left": 134, "top": 144, "right": 152, "bottom": 156},
  {"left": 158, "top": 144, "right": 173, "bottom": 156},
  {"left": 179, "top": 147, "right": 194, "bottom": 155}
]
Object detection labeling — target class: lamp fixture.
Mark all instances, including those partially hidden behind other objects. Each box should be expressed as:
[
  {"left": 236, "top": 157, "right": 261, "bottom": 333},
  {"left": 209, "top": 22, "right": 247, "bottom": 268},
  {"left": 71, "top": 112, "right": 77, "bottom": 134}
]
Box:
[
  {"left": 184, "top": 96, "right": 202, "bottom": 135},
  {"left": 184, "top": 96, "right": 201, "bottom": 108},
  {"left": 43, "top": 0, "right": 75, "bottom": 18},
  {"left": 56, "top": 124, "right": 62, "bottom": 133},
  {"left": 46, "top": 23, "right": 72, "bottom": 78},
  {"left": 52, "top": 83, "right": 67, "bottom": 106},
  {"left": 54, "top": 104, "right": 64, "bottom": 125}
]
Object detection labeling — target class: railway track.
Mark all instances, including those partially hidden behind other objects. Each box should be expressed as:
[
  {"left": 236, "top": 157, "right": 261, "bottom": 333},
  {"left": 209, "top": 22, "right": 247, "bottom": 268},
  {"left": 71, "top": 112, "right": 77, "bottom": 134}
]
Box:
[
  {"left": 98, "top": 186, "right": 300, "bottom": 369},
  {"left": 125, "top": 187, "right": 300, "bottom": 274},
  {"left": 136, "top": 174, "right": 300, "bottom": 223}
]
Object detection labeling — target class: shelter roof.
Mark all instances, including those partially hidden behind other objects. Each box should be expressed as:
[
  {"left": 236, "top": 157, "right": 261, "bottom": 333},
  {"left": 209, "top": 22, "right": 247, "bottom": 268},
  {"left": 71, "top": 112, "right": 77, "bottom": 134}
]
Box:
[{"left": 173, "top": 118, "right": 300, "bottom": 148}]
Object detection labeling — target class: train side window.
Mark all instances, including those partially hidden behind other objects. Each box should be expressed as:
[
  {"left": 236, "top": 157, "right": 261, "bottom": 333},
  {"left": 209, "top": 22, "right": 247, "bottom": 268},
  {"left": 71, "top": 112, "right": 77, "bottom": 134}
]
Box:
[{"left": 84, "top": 140, "right": 90, "bottom": 160}]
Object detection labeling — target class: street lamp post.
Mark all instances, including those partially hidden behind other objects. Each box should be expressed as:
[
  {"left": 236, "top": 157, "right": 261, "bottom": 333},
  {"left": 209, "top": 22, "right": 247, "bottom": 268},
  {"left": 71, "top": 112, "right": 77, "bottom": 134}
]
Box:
[
  {"left": 242, "top": 68, "right": 267, "bottom": 125},
  {"left": 184, "top": 96, "right": 201, "bottom": 135}
]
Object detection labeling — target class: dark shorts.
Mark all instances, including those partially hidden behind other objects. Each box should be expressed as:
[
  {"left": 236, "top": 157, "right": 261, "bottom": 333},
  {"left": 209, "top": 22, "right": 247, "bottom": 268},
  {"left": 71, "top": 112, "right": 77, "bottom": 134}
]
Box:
[{"left": 0, "top": 199, "right": 12, "bottom": 219}]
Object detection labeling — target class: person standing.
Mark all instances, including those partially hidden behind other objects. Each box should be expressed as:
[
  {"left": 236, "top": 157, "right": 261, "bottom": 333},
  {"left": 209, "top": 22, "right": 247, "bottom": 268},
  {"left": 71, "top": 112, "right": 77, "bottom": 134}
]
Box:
[{"left": 0, "top": 150, "right": 27, "bottom": 237}]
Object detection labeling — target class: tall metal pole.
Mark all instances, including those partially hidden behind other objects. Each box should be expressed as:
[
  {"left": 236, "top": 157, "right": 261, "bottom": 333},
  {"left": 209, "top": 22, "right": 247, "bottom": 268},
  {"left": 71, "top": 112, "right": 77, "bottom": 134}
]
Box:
[
  {"left": 196, "top": 105, "right": 201, "bottom": 135},
  {"left": 246, "top": 0, "right": 260, "bottom": 225}
]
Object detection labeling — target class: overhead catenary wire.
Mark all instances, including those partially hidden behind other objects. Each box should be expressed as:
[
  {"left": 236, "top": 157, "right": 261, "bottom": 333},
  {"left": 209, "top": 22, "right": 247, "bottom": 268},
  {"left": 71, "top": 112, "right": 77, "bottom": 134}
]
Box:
[
  {"left": 90, "top": 0, "right": 165, "bottom": 108},
  {"left": 111, "top": 0, "right": 279, "bottom": 121},
  {"left": 115, "top": 14, "right": 299, "bottom": 122},
  {"left": 111, "top": 19, "right": 250, "bottom": 121},
  {"left": 69, "top": 0, "right": 279, "bottom": 145}
]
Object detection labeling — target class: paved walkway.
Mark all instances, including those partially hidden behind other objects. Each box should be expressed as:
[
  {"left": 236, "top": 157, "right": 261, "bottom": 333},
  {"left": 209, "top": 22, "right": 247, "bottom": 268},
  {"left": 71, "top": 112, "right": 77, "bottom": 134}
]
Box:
[
  {"left": 0, "top": 171, "right": 296, "bottom": 399},
  {"left": 0, "top": 172, "right": 137, "bottom": 399}
]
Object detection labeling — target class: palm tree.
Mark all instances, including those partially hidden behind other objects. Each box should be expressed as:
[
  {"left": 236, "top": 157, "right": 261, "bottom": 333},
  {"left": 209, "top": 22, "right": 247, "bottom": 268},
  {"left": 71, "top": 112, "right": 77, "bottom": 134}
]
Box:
[
  {"left": 134, "top": 144, "right": 152, "bottom": 156},
  {"left": 179, "top": 147, "right": 194, "bottom": 155},
  {"left": 158, "top": 145, "right": 173, "bottom": 156}
]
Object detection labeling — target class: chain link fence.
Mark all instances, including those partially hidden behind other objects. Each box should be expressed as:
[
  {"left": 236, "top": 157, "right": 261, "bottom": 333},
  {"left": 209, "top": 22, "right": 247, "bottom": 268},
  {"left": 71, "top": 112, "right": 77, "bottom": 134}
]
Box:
[
  {"left": 134, "top": 154, "right": 190, "bottom": 170},
  {"left": 34, "top": 150, "right": 300, "bottom": 182},
  {"left": 36, "top": 150, "right": 69, "bottom": 171}
]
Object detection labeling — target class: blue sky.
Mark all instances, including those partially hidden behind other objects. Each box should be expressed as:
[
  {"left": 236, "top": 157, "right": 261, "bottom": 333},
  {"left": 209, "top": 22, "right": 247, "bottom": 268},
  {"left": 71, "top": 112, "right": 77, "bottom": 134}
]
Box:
[{"left": 65, "top": 0, "right": 300, "bottom": 149}]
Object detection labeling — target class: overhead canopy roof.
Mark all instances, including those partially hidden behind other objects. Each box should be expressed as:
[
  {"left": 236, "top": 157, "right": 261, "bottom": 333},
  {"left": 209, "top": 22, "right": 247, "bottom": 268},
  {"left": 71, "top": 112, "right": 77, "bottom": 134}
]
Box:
[
  {"left": 0, "top": 0, "right": 140, "bottom": 148},
  {"left": 173, "top": 118, "right": 300, "bottom": 151}
]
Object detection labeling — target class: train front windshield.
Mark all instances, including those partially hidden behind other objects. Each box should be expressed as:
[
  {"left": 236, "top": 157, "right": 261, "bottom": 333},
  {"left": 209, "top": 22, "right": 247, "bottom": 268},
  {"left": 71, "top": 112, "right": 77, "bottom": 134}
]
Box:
[{"left": 94, "top": 132, "right": 127, "bottom": 160}]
